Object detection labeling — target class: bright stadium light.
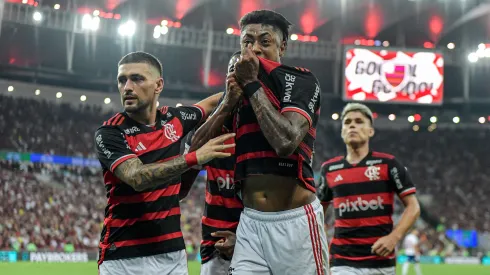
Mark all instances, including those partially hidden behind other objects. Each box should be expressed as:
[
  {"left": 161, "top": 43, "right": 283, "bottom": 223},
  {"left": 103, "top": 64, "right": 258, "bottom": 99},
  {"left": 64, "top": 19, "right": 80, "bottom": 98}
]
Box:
[
  {"left": 478, "top": 43, "right": 486, "bottom": 50},
  {"left": 56, "top": 92, "right": 62, "bottom": 99},
  {"left": 153, "top": 26, "right": 161, "bottom": 38},
  {"left": 156, "top": 101, "right": 160, "bottom": 107},
  {"left": 176, "top": 103, "right": 183, "bottom": 107},
  {"left": 447, "top": 43, "right": 455, "bottom": 49},
  {"left": 80, "top": 95, "right": 87, "bottom": 102},
  {"left": 22, "top": 0, "right": 28, "bottom": 3},
  {"left": 35, "top": 89, "right": 40, "bottom": 95},
  {"left": 468, "top": 52, "right": 478, "bottom": 63},
  {"left": 7, "top": 86, "right": 14, "bottom": 92},
  {"left": 430, "top": 116, "right": 437, "bottom": 123},
  {"left": 382, "top": 41, "right": 390, "bottom": 47},
  {"left": 479, "top": 117, "right": 485, "bottom": 124},
  {"left": 104, "top": 98, "right": 111, "bottom": 104},
  {"left": 388, "top": 114, "right": 396, "bottom": 121},
  {"left": 118, "top": 20, "right": 136, "bottom": 37},
  {"left": 93, "top": 10, "right": 100, "bottom": 16},
  {"left": 408, "top": 115, "right": 415, "bottom": 123},
  {"left": 290, "top": 34, "right": 298, "bottom": 41},
  {"left": 161, "top": 20, "right": 168, "bottom": 26},
  {"left": 412, "top": 125, "right": 419, "bottom": 132},
  {"left": 54, "top": 4, "right": 60, "bottom": 10},
  {"left": 33, "top": 11, "right": 43, "bottom": 22},
  {"left": 453, "top": 116, "right": 460, "bottom": 124},
  {"left": 332, "top": 113, "right": 339, "bottom": 120},
  {"left": 226, "top": 28, "right": 234, "bottom": 35},
  {"left": 160, "top": 25, "right": 169, "bottom": 35},
  {"left": 82, "top": 14, "right": 100, "bottom": 31}
]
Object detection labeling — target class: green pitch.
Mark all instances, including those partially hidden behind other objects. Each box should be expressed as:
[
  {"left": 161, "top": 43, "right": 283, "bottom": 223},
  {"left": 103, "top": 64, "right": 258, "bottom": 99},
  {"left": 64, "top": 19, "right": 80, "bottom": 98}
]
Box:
[{"left": 0, "top": 262, "right": 489, "bottom": 275}]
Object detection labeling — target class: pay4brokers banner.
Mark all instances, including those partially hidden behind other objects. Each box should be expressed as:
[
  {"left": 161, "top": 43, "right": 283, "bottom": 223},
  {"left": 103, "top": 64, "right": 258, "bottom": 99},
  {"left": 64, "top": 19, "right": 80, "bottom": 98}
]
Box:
[{"left": 343, "top": 46, "right": 444, "bottom": 105}]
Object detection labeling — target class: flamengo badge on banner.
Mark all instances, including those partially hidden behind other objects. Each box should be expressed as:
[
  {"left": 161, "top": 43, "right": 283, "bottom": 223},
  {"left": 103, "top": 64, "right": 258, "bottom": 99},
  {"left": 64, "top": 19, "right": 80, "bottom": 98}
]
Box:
[{"left": 343, "top": 47, "right": 444, "bottom": 105}]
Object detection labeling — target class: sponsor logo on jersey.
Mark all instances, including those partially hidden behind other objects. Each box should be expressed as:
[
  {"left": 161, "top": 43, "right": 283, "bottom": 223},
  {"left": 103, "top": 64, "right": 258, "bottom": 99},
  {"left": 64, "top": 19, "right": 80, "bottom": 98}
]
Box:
[
  {"left": 283, "top": 73, "right": 296, "bottom": 103},
  {"left": 329, "top": 163, "right": 345, "bottom": 171},
  {"left": 390, "top": 167, "right": 403, "bottom": 190},
  {"left": 334, "top": 174, "right": 343, "bottom": 182},
  {"left": 338, "top": 196, "right": 385, "bottom": 217},
  {"left": 216, "top": 174, "right": 234, "bottom": 190},
  {"left": 308, "top": 83, "right": 320, "bottom": 113},
  {"left": 95, "top": 134, "right": 113, "bottom": 159},
  {"left": 366, "top": 159, "right": 382, "bottom": 166},
  {"left": 180, "top": 111, "right": 196, "bottom": 121},
  {"left": 124, "top": 126, "right": 140, "bottom": 135}
]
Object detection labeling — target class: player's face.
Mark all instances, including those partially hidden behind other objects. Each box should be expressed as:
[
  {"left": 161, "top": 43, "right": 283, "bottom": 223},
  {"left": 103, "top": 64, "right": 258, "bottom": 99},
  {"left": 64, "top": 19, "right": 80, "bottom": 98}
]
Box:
[
  {"left": 117, "top": 63, "right": 163, "bottom": 113},
  {"left": 240, "top": 24, "right": 286, "bottom": 63},
  {"left": 341, "top": 111, "right": 374, "bottom": 146}
]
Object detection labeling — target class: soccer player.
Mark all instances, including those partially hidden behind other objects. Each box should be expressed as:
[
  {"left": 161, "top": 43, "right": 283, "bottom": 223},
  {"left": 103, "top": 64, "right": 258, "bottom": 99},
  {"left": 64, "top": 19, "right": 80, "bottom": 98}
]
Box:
[
  {"left": 318, "top": 103, "right": 421, "bottom": 275},
  {"left": 191, "top": 10, "right": 328, "bottom": 275},
  {"left": 94, "top": 51, "right": 235, "bottom": 275},
  {"left": 179, "top": 51, "right": 244, "bottom": 275},
  {"left": 402, "top": 229, "right": 423, "bottom": 275}
]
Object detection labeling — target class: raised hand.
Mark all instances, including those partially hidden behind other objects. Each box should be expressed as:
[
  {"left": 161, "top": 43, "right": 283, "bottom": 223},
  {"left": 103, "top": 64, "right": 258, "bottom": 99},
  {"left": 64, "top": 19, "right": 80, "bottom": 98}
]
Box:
[
  {"left": 225, "top": 72, "right": 243, "bottom": 105},
  {"left": 234, "top": 44, "right": 260, "bottom": 86},
  {"left": 195, "top": 133, "right": 236, "bottom": 165},
  {"left": 212, "top": 231, "right": 237, "bottom": 258}
]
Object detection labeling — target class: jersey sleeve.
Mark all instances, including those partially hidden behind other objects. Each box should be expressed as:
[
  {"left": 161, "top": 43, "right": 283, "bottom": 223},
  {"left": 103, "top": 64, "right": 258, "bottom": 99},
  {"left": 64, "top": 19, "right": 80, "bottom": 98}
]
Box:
[
  {"left": 173, "top": 105, "right": 206, "bottom": 135},
  {"left": 94, "top": 127, "right": 137, "bottom": 173},
  {"left": 388, "top": 158, "right": 416, "bottom": 198},
  {"left": 317, "top": 164, "right": 333, "bottom": 205},
  {"left": 279, "top": 69, "right": 321, "bottom": 128}
]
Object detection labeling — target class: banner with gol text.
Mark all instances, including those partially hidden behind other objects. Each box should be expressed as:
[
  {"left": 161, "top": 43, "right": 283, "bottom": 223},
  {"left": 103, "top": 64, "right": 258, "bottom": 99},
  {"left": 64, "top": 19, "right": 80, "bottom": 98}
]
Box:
[{"left": 343, "top": 47, "right": 444, "bottom": 105}]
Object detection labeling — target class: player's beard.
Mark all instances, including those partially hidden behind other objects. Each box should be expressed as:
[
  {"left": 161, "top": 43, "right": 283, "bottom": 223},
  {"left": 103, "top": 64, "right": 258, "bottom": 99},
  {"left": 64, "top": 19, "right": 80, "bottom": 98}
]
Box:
[{"left": 123, "top": 97, "right": 152, "bottom": 114}]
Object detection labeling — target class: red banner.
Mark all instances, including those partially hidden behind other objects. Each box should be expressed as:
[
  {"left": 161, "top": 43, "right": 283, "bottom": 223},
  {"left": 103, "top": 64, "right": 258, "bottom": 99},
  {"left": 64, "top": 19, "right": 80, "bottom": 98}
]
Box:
[{"left": 343, "top": 47, "right": 444, "bottom": 105}]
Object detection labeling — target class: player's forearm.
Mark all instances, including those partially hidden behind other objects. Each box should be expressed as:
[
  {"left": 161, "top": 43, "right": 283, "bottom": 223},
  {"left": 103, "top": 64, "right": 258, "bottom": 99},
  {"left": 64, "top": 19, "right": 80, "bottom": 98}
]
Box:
[
  {"left": 190, "top": 101, "right": 235, "bottom": 151},
  {"left": 179, "top": 168, "right": 200, "bottom": 200},
  {"left": 248, "top": 88, "right": 302, "bottom": 157},
  {"left": 391, "top": 198, "right": 420, "bottom": 241},
  {"left": 115, "top": 157, "right": 191, "bottom": 192}
]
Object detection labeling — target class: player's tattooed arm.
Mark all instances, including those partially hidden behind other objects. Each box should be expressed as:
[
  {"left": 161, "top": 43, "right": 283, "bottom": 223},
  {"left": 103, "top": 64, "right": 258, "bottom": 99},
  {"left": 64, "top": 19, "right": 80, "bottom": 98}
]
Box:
[
  {"left": 248, "top": 90, "right": 309, "bottom": 157},
  {"left": 114, "top": 157, "right": 190, "bottom": 192}
]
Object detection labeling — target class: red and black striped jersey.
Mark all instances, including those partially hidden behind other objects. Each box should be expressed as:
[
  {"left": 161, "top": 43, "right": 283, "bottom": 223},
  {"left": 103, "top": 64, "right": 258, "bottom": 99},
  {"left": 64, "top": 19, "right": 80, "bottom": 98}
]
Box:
[
  {"left": 94, "top": 105, "right": 205, "bottom": 264},
  {"left": 200, "top": 136, "right": 243, "bottom": 264},
  {"left": 234, "top": 57, "right": 321, "bottom": 193},
  {"left": 317, "top": 151, "right": 416, "bottom": 268}
]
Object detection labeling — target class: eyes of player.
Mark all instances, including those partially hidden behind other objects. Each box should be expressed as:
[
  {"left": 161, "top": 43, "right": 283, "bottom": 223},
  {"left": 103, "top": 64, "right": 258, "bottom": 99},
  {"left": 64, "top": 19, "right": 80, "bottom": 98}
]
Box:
[
  {"left": 117, "top": 75, "right": 145, "bottom": 85},
  {"left": 344, "top": 118, "right": 366, "bottom": 125}
]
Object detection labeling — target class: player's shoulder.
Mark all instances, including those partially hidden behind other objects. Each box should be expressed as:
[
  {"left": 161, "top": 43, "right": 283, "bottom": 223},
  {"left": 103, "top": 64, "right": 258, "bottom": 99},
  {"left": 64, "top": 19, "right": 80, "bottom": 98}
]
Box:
[
  {"left": 320, "top": 156, "right": 345, "bottom": 170},
  {"left": 371, "top": 151, "right": 396, "bottom": 160},
  {"left": 96, "top": 112, "right": 126, "bottom": 133}
]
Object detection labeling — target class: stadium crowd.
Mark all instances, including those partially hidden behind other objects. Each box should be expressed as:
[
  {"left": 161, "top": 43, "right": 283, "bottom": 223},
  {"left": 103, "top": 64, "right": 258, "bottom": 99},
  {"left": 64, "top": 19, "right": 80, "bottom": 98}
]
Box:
[{"left": 0, "top": 94, "right": 489, "bottom": 255}]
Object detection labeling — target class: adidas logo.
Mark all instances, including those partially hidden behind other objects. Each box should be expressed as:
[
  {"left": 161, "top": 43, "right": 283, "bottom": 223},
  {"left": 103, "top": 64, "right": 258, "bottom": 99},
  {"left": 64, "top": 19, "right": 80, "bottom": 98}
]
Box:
[
  {"left": 135, "top": 142, "right": 147, "bottom": 152},
  {"left": 334, "top": 174, "right": 343, "bottom": 182}
]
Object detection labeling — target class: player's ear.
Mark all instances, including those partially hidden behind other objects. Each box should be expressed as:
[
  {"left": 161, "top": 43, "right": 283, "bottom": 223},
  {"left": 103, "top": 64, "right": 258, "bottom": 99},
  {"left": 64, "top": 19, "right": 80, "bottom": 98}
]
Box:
[
  {"left": 155, "top": 77, "right": 164, "bottom": 95},
  {"left": 279, "top": 40, "right": 287, "bottom": 57},
  {"left": 368, "top": 126, "right": 375, "bottom": 138}
]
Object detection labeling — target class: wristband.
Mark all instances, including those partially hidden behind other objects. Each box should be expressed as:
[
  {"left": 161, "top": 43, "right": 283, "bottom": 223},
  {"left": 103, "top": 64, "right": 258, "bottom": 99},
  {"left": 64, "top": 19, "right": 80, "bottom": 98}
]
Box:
[
  {"left": 185, "top": 151, "right": 198, "bottom": 167},
  {"left": 243, "top": 81, "right": 261, "bottom": 98}
]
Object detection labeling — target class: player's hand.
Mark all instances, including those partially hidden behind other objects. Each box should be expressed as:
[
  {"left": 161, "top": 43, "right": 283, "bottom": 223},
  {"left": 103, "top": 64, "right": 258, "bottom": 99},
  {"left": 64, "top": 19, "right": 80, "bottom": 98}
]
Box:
[
  {"left": 212, "top": 231, "right": 236, "bottom": 258},
  {"left": 371, "top": 234, "right": 398, "bottom": 257},
  {"left": 195, "top": 133, "right": 235, "bottom": 165},
  {"left": 235, "top": 44, "right": 259, "bottom": 86},
  {"left": 225, "top": 72, "right": 243, "bottom": 105}
]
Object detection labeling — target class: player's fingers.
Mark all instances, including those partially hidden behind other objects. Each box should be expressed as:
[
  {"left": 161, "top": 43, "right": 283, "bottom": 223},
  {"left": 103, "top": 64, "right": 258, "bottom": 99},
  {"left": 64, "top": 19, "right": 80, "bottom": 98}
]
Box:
[
  {"left": 212, "top": 231, "right": 234, "bottom": 238},
  {"left": 211, "top": 144, "right": 236, "bottom": 152},
  {"left": 210, "top": 133, "right": 236, "bottom": 144},
  {"left": 214, "top": 153, "right": 232, "bottom": 159},
  {"left": 371, "top": 242, "right": 381, "bottom": 253}
]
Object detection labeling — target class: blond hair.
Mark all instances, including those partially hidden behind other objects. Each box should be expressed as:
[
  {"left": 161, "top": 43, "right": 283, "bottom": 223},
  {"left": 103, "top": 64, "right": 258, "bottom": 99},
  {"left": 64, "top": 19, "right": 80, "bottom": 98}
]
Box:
[{"left": 341, "top": 103, "right": 373, "bottom": 124}]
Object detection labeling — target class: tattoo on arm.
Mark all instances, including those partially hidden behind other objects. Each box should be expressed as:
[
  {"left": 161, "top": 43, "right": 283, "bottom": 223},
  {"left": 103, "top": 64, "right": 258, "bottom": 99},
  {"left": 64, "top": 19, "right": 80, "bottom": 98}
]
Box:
[
  {"left": 190, "top": 102, "right": 235, "bottom": 151},
  {"left": 249, "top": 88, "right": 309, "bottom": 157},
  {"left": 114, "top": 157, "right": 190, "bottom": 192}
]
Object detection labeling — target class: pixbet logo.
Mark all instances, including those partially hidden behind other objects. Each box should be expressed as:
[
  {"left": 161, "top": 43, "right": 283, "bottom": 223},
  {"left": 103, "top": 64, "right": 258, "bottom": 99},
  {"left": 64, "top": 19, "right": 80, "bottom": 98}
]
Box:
[
  {"left": 216, "top": 174, "right": 234, "bottom": 190},
  {"left": 338, "top": 196, "right": 384, "bottom": 217}
]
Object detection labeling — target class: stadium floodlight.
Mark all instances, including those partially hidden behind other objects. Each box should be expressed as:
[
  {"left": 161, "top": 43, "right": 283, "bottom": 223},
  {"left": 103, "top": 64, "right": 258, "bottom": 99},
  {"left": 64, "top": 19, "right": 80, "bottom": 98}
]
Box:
[
  {"left": 290, "top": 34, "right": 298, "bottom": 41},
  {"left": 35, "top": 89, "right": 40, "bottom": 95},
  {"left": 33, "top": 11, "right": 43, "bottom": 22},
  {"left": 468, "top": 53, "right": 478, "bottom": 63},
  {"left": 7, "top": 86, "right": 14, "bottom": 92},
  {"left": 22, "top": 0, "right": 28, "bottom": 3},
  {"left": 104, "top": 98, "right": 111, "bottom": 104},
  {"left": 478, "top": 43, "right": 486, "bottom": 50},
  {"left": 82, "top": 14, "right": 100, "bottom": 31},
  {"left": 331, "top": 113, "right": 339, "bottom": 120},
  {"left": 80, "top": 95, "right": 87, "bottom": 102},
  {"left": 412, "top": 125, "right": 419, "bottom": 132},
  {"left": 453, "top": 116, "right": 460, "bottom": 124},
  {"left": 407, "top": 115, "right": 414, "bottom": 123},
  {"left": 54, "top": 4, "right": 60, "bottom": 10},
  {"left": 388, "top": 114, "right": 396, "bottom": 121},
  {"left": 156, "top": 101, "right": 160, "bottom": 107},
  {"left": 382, "top": 41, "right": 390, "bottom": 47},
  {"left": 430, "top": 116, "right": 437, "bottom": 123},
  {"left": 161, "top": 20, "right": 168, "bottom": 26},
  {"left": 176, "top": 103, "right": 183, "bottom": 107},
  {"left": 56, "top": 92, "right": 62, "bottom": 98},
  {"left": 93, "top": 10, "right": 100, "bottom": 16},
  {"left": 479, "top": 117, "right": 485, "bottom": 124},
  {"left": 160, "top": 25, "right": 169, "bottom": 35},
  {"left": 118, "top": 20, "right": 136, "bottom": 37},
  {"left": 226, "top": 28, "right": 234, "bottom": 35},
  {"left": 447, "top": 43, "right": 455, "bottom": 50}
]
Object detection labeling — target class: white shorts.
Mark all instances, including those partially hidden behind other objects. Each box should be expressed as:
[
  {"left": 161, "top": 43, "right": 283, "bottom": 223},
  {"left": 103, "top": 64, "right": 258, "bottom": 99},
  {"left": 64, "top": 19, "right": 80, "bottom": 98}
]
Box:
[
  {"left": 99, "top": 250, "right": 187, "bottom": 275},
  {"left": 331, "top": 266, "right": 395, "bottom": 275},
  {"left": 229, "top": 198, "right": 329, "bottom": 275},
  {"left": 200, "top": 256, "right": 231, "bottom": 275}
]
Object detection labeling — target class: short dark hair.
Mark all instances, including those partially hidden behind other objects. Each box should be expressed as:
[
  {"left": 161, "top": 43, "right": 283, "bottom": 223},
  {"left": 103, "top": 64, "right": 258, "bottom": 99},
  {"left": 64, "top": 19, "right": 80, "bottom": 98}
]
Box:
[
  {"left": 239, "top": 10, "right": 292, "bottom": 46},
  {"left": 232, "top": 51, "right": 241, "bottom": 57},
  {"left": 118, "top": 51, "right": 163, "bottom": 77}
]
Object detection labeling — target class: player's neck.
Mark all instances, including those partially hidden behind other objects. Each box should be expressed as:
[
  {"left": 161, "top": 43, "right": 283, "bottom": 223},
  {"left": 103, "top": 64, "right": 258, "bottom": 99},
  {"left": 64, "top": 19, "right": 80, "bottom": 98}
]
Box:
[
  {"left": 127, "top": 107, "right": 156, "bottom": 126},
  {"left": 345, "top": 144, "right": 369, "bottom": 164}
]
